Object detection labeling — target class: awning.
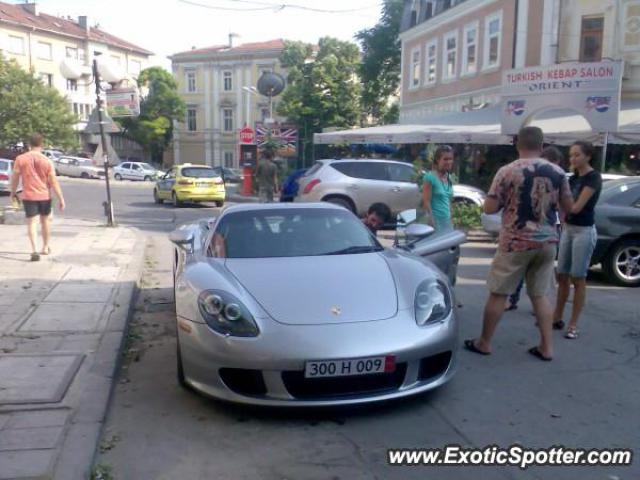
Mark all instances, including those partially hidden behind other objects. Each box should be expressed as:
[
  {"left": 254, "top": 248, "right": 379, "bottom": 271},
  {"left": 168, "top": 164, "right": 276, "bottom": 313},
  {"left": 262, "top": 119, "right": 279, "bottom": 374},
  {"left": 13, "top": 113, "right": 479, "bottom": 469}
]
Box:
[{"left": 313, "top": 99, "right": 640, "bottom": 146}]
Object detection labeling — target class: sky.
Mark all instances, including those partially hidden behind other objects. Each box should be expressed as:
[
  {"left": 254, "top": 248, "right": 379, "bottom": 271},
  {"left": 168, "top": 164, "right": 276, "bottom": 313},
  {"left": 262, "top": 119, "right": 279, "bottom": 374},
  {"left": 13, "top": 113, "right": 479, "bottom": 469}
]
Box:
[{"left": 30, "top": 0, "right": 384, "bottom": 68}]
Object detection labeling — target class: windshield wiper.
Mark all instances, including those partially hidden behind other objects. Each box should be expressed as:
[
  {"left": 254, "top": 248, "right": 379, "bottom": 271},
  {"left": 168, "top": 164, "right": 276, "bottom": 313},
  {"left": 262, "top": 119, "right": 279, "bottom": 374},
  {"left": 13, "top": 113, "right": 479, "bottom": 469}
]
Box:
[{"left": 324, "top": 245, "right": 383, "bottom": 255}]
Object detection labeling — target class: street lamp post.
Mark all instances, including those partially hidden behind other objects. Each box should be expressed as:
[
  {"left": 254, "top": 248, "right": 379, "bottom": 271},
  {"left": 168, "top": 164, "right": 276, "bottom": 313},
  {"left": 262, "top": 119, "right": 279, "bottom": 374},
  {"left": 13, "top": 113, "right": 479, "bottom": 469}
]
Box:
[{"left": 92, "top": 55, "right": 115, "bottom": 227}]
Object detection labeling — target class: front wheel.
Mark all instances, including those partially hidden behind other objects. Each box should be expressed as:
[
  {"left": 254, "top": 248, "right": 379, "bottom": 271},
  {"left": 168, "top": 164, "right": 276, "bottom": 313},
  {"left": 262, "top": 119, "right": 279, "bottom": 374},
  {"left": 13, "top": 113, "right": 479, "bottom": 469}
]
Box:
[
  {"left": 80, "top": 172, "right": 89, "bottom": 179},
  {"left": 603, "top": 239, "right": 640, "bottom": 287},
  {"left": 114, "top": 173, "right": 122, "bottom": 181},
  {"left": 144, "top": 175, "right": 151, "bottom": 182},
  {"left": 215, "top": 200, "right": 224, "bottom": 208}
]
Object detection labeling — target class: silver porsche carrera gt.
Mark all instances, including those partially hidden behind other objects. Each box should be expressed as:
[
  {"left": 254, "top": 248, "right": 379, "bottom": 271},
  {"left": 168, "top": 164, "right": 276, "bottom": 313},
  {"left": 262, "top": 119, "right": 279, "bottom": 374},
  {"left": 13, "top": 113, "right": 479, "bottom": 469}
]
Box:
[{"left": 170, "top": 203, "right": 466, "bottom": 406}]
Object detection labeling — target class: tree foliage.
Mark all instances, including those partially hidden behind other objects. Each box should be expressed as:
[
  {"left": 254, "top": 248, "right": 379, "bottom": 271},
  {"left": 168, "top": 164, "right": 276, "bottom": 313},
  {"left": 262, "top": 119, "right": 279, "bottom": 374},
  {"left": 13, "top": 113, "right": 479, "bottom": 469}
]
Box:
[
  {"left": 278, "top": 37, "right": 362, "bottom": 164},
  {"left": 356, "top": 0, "right": 403, "bottom": 124},
  {"left": 119, "top": 66, "right": 185, "bottom": 163},
  {"left": 0, "top": 54, "right": 77, "bottom": 149}
]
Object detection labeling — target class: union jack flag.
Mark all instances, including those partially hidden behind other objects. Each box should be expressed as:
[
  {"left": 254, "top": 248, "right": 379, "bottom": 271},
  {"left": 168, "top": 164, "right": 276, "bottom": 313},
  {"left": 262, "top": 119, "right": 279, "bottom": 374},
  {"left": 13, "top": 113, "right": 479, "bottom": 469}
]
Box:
[{"left": 255, "top": 123, "right": 298, "bottom": 155}]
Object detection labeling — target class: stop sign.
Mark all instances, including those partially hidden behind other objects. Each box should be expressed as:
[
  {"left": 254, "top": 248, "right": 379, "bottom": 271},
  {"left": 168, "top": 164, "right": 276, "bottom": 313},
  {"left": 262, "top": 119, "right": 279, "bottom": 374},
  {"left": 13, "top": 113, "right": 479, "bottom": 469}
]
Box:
[{"left": 239, "top": 126, "right": 255, "bottom": 145}]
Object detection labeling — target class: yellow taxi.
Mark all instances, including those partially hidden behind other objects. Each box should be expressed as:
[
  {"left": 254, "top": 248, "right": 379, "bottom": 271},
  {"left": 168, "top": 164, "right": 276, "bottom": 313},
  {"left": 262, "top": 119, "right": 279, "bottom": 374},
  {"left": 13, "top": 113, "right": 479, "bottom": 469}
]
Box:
[{"left": 153, "top": 164, "right": 226, "bottom": 207}]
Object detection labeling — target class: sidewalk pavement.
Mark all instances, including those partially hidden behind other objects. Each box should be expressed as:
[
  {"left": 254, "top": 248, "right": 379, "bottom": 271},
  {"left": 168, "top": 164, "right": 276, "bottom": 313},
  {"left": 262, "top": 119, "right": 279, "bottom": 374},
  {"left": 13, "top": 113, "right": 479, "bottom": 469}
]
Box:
[{"left": 0, "top": 218, "right": 144, "bottom": 480}]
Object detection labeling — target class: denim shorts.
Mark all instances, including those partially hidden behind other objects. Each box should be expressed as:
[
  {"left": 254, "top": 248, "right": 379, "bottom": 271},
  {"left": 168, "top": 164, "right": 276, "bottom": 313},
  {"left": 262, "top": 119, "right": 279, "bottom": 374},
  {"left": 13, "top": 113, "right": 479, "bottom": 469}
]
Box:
[{"left": 557, "top": 224, "right": 597, "bottom": 278}]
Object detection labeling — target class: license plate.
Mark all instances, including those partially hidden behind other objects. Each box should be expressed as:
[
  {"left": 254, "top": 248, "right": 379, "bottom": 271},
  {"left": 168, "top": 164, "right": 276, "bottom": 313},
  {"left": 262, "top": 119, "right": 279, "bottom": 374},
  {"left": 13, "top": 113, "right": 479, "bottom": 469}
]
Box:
[
  {"left": 304, "top": 355, "right": 395, "bottom": 378},
  {"left": 196, "top": 182, "right": 209, "bottom": 187}
]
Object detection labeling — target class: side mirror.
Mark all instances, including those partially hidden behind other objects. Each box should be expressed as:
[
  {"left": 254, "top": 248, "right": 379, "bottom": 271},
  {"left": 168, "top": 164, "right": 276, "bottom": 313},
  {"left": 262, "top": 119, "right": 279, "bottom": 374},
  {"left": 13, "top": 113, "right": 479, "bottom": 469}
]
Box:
[
  {"left": 405, "top": 223, "right": 434, "bottom": 239},
  {"left": 169, "top": 229, "right": 194, "bottom": 251}
]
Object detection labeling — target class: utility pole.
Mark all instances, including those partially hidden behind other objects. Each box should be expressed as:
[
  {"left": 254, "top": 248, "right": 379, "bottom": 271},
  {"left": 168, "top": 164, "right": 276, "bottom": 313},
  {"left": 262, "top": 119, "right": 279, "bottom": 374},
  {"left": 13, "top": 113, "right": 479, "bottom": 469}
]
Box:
[{"left": 92, "top": 56, "right": 115, "bottom": 227}]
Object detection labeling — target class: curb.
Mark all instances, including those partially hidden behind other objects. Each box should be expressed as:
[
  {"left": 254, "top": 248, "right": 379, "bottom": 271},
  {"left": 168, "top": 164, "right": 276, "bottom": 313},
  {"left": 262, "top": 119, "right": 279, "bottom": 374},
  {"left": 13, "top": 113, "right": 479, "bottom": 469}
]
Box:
[{"left": 51, "top": 226, "right": 145, "bottom": 480}]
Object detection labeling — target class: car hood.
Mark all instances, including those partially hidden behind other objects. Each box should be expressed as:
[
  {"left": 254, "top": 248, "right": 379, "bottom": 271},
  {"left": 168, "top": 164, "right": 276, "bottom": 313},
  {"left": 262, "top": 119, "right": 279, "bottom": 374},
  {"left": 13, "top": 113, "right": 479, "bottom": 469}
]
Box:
[{"left": 225, "top": 254, "right": 398, "bottom": 325}]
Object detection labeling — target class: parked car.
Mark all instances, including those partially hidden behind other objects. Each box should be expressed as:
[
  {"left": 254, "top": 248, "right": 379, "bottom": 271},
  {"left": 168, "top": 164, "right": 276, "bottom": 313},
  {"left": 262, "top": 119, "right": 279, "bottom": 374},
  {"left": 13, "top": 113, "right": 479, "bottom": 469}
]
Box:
[
  {"left": 42, "top": 149, "right": 64, "bottom": 160},
  {"left": 211, "top": 166, "right": 243, "bottom": 184},
  {"left": 481, "top": 176, "right": 640, "bottom": 287},
  {"left": 295, "top": 159, "right": 486, "bottom": 216},
  {"left": 54, "top": 156, "right": 105, "bottom": 179},
  {"left": 0, "top": 158, "right": 13, "bottom": 193},
  {"left": 280, "top": 168, "right": 307, "bottom": 202},
  {"left": 170, "top": 203, "right": 465, "bottom": 405},
  {"left": 153, "top": 164, "right": 225, "bottom": 207},
  {"left": 113, "top": 162, "right": 160, "bottom": 181}
]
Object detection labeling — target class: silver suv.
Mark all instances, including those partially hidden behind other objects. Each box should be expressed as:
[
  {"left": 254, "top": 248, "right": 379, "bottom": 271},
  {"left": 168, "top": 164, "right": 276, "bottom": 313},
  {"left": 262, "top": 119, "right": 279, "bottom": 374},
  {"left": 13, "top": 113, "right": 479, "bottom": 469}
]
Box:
[{"left": 295, "top": 159, "right": 485, "bottom": 216}]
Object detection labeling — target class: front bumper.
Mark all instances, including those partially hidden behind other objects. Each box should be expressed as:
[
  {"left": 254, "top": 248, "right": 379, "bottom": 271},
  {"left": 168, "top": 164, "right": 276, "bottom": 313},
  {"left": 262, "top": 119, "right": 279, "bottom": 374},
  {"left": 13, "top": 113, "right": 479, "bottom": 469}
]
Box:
[{"left": 177, "top": 311, "right": 458, "bottom": 406}]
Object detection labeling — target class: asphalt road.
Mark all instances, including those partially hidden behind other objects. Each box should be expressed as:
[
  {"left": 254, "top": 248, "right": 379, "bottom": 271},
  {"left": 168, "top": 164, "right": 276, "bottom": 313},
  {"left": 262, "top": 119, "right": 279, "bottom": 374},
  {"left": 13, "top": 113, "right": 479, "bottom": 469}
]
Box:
[{"left": 4, "top": 178, "right": 639, "bottom": 479}]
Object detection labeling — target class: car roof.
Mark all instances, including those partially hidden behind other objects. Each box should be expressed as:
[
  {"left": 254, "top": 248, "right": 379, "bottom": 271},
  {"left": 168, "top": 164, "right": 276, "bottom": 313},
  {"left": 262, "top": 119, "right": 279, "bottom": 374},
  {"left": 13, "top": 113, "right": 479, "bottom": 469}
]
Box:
[
  {"left": 317, "top": 158, "right": 410, "bottom": 166},
  {"left": 220, "top": 202, "right": 345, "bottom": 215}
]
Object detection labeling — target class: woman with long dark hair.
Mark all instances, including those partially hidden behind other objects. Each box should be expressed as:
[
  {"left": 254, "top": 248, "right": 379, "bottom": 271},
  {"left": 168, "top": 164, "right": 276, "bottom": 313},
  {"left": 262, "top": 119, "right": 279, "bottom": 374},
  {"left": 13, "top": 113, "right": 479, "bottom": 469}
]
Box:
[
  {"left": 553, "top": 141, "right": 602, "bottom": 339},
  {"left": 422, "top": 145, "right": 454, "bottom": 232}
]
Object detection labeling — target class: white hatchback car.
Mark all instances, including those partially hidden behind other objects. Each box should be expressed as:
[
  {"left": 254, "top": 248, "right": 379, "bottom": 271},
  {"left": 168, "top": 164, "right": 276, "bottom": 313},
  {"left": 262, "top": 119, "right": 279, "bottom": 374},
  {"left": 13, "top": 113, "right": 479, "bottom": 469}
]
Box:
[{"left": 113, "top": 162, "right": 159, "bottom": 181}]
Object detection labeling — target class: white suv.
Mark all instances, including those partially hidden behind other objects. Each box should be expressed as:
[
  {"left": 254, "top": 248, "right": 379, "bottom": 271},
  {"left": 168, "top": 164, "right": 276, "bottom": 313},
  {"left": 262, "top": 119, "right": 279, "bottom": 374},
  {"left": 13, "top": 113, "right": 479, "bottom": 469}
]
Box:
[{"left": 295, "top": 159, "right": 486, "bottom": 216}]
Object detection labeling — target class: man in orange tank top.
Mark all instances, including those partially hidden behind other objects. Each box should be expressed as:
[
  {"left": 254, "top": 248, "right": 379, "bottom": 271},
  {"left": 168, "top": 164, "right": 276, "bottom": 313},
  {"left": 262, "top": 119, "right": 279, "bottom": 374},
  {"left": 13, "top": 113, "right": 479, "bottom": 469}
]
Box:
[{"left": 10, "top": 134, "right": 66, "bottom": 261}]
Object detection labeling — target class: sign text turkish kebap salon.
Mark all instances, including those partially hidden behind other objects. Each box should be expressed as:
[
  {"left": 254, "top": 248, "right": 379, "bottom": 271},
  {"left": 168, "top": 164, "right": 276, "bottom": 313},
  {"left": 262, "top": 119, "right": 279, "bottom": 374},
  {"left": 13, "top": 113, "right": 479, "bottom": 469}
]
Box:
[{"left": 501, "top": 61, "right": 623, "bottom": 135}]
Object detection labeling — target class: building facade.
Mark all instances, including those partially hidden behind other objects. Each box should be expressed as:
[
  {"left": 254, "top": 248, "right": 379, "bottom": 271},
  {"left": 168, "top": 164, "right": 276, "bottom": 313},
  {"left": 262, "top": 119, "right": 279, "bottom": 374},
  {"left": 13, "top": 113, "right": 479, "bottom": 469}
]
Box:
[
  {"left": 0, "top": 1, "right": 152, "bottom": 157},
  {"left": 399, "top": 0, "right": 640, "bottom": 123},
  {"left": 170, "top": 39, "right": 287, "bottom": 168}
]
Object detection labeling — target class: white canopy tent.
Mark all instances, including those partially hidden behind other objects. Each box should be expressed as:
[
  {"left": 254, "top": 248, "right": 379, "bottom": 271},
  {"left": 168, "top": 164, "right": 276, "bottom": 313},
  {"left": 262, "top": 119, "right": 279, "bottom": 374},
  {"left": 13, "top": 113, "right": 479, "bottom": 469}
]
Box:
[{"left": 313, "top": 100, "right": 640, "bottom": 146}]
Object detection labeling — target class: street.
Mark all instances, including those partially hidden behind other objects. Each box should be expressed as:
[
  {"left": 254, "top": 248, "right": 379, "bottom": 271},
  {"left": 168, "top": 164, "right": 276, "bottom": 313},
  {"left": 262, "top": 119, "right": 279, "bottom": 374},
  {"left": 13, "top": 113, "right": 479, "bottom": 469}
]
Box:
[{"left": 4, "top": 178, "right": 636, "bottom": 479}]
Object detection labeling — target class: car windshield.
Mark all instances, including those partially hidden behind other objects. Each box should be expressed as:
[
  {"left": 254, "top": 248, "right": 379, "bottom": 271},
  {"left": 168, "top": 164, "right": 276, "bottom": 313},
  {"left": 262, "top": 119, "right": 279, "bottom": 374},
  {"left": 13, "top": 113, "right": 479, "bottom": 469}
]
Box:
[
  {"left": 181, "top": 167, "right": 217, "bottom": 178},
  {"left": 210, "top": 208, "right": 382, "bottom": 259},
  {"left": 140, "top": 163, "right": 154, "bottom": 170}
]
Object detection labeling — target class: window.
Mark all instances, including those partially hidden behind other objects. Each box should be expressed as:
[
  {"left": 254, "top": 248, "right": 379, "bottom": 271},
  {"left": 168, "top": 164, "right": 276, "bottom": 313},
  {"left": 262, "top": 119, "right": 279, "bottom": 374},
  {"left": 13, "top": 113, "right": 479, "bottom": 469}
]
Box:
[
  {"left": 39, "top": 73, "right": 53, "bottom": 87},
  {"left": 224, "top": 151, "right": 234, "bottom": 168},
  {"left": 223, "top": 108, "right": 234, "bottom": 132},
  {"left": 121, "top": 163, "right": 131, "bottom": 169},
  {"left": 410, "top": 0, "right": 421, "bottom": 27},
  {"left": 410, "top": 47, "right": 421, "bottom": 89},
  {"left": 484, "top": 11, "right": 502, "bottom": 69},
  {"left": 331, "top": 162, "right": 389, "bottom": 181},
  {"left": 387, "top": 163, "right": 414, "bottom": 183},
  {"left": 9, "top": 36, "right": 24, "bottom": 55},
  {"left": 66, "top": 79, "right": 78, "bottom": 91},
  {"left": 462, "top": 23, "right": 478, "bottom": 75},
  {"left": 129, "top": 59, "right": 142, "bottom": 76},
  {"left": 66, "top": 46, "right": 78, "bottom": 59},
  {"left": 223, "top": 71, "right": 233, "bottom": 91},
  {"left": 623, "top": 2, "right": 640, "bottom": 50},
  {"left": 425, "top": 39, "right": 438, "bottom": 85},
  {"left": 443, "top": 31, "right": 458, "bottom": 80},
  {"left": 580, "top": 16, "right": 604, "bottom": 62},
  {"left": 37, "top": 42, "right": 52, "bottom": 60},
  {"left": 186, "top": 71, "right": 196, "bottom": 92},
  {"left": 187, "top": 108, "right": 197, "bottom": 132}
]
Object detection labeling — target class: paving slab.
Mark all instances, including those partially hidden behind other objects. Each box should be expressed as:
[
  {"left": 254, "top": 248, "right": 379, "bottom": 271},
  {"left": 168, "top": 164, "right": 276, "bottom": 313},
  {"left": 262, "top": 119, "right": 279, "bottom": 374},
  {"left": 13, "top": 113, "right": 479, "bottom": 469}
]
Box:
[
  {"left": 44, "top": 283, "right": 114, "bottom": 304},
  {"left": 5, "top": 409, "right": 69, "bottom": 429},
  {"left": 0, "top": 354, "right": 84, "bottom": 405},
  {"left": 62, "top": 266, "right": 121, "bottom": 283},
  {"left": 19, "top": 303, "right": 105, "bottom": 333},
  {"left": 0, "top": 425, "right": 64, "bottom": 451},
  {"left": 0, "top": 450, "right": 55, "bottom": 479}
]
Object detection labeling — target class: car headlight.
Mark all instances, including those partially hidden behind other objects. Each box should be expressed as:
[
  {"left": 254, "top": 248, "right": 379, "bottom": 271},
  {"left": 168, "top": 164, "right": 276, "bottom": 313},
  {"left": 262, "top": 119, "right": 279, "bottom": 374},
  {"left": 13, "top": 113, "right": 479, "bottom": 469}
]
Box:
[
  {"left": 197, "top": 290, "right": 259, "bottom": 337},
  {"left": 414, "top": 279, "right": 452, "bottom": 326}
]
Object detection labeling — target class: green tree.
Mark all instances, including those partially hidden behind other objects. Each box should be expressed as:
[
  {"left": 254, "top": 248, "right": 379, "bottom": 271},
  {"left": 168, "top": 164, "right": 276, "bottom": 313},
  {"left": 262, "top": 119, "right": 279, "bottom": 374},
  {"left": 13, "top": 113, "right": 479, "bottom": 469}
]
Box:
[
  {"left": 356, "top": 0, "right": 403, "bottom": 125},
  {"left": 120, "top": 66, "right": 185, "bottom": 164},
  {"left": 278, "top": 37, "right": 361, "bottom": 165},
  {"left": 0, "top": 54, "right": 77, "bottom": 149}
]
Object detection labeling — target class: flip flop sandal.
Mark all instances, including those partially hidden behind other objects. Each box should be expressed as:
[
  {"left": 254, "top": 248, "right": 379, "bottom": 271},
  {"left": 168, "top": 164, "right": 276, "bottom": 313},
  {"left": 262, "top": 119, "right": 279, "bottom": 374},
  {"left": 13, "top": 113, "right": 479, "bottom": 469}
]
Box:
[
  {"left": 528, "top": 346, "right": 552, "bottom": 361},
  {"left": 30, "top": 253, "right": 40, "bottom": 262},
  {"left": 565, "top": 327, "right": 579, "bottom": 339},
  {"left": 41, "top": 247, "right": 51, "bottom": 255},
  {"left": 464, "top": 339, "right": 491, "bottom": 356},
  {"left": 553, "top": 320, "right": 565, "bottom": 330}
]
